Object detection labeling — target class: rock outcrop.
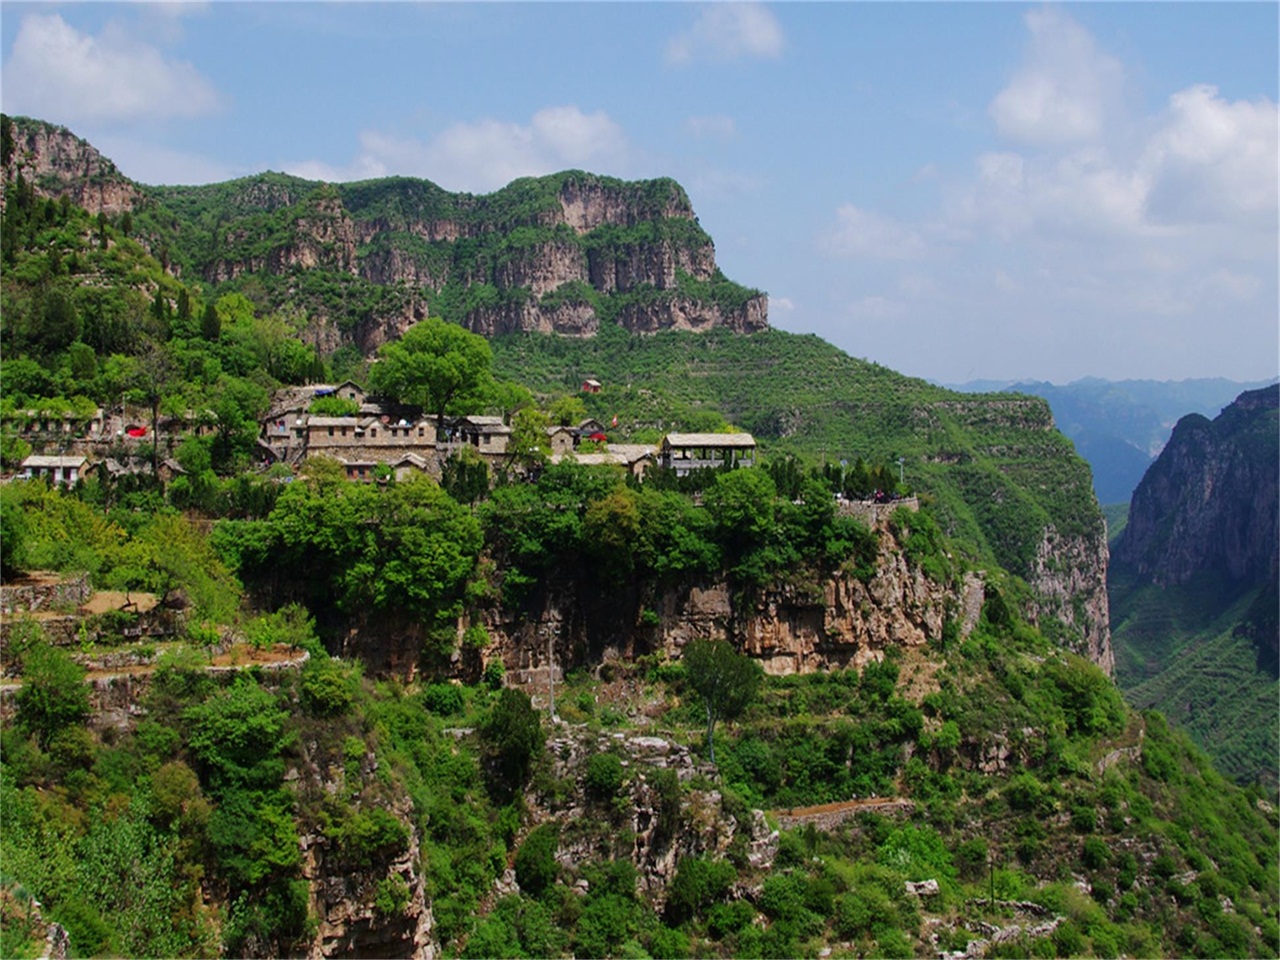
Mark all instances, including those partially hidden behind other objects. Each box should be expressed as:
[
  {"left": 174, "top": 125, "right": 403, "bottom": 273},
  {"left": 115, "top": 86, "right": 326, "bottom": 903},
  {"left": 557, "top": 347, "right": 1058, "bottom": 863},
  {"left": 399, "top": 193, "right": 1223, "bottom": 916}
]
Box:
[
  {"left": 486, "top": 512, "right": 984, "bottom": 685},
  {"left": 525, "top": 727, "right": 779, "bottom": 906},
  {"left": 1028, "top": 524, "right": 1114, "bottom": 674},
  {"left": 1113, "top": 385, "right": 1279, "bottom": 589},
  {"left": 2, "top": 118, "right": 143, "bottom": 216},
  {"left": 3, "top": 117, "right": 767, "bottom": 346}
]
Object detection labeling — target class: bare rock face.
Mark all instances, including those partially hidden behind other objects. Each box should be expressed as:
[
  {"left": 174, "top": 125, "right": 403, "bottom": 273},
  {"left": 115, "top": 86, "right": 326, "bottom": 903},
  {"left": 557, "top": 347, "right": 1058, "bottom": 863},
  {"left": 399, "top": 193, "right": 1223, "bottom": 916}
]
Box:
[
  {"left": 1114, "top": 385, "right": 1279, "bottom": 589},
  {"left": 301, "top": 796, "right": 436, "bottom": 960},
  {"left": 2, "top": 120, "right": 142, "bottom": 215},
  {"left": 484, "top": 518, "right": 984, "bottom": 682},
  {"left": 4, "top": 118, "right": 768, "bottom": 345},
  {"left": 556, "top": 176, "right": 691, "bottom": 233},
  {"left": 1028, "top": 526, "right": 1115, "bottom": 675}
]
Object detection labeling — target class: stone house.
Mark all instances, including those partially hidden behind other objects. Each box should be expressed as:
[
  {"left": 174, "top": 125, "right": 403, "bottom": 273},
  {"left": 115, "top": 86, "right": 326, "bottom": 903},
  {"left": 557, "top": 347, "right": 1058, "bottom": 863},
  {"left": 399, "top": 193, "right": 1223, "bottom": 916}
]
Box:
[{"left": 20, "top": 454, "right": 88, "bottom": 486}]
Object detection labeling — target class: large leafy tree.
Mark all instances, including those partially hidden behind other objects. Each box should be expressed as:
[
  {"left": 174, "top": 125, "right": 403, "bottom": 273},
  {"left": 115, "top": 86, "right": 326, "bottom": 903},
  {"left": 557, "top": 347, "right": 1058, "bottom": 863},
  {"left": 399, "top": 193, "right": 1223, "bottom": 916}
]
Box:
[
  {"left": 367, "top": 317, "right": 496, "bottom": 431},
  {"left": 479, "top": 688, "right": 545, "bottom": 800},
  {"left": 683, "top": 638, "right": 762, "bottom": 764},
  {"left": 239, "top": 471, "right": 482, "bottom": 632},
  {"left": 16, "top": 645, "right": 91, "bottom": 749}
]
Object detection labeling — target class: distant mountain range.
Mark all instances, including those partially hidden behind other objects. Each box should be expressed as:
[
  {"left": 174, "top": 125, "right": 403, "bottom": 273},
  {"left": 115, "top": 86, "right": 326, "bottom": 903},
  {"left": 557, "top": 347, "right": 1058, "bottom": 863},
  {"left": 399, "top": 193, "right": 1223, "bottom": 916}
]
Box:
[{"left": 948, "top": 377, "right": 1279, "bottom": 505}]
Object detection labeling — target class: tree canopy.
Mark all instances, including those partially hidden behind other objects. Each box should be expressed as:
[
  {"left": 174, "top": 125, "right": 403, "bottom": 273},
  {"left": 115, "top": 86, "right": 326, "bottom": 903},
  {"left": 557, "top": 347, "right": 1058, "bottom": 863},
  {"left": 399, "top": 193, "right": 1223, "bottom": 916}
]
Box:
[
  {"left": 367, "top": 317, "right": 495, "bottom": 429},
  {"left": 682, "top": 638, "right": 762, "bottom": 764}
]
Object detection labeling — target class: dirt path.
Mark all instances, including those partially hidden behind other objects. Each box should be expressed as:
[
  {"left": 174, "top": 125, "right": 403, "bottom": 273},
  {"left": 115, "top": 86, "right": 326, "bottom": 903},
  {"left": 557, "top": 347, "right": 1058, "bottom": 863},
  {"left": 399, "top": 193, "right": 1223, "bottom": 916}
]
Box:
[{"left": 771, "top": 795, "right": 915, "bottom": 829}]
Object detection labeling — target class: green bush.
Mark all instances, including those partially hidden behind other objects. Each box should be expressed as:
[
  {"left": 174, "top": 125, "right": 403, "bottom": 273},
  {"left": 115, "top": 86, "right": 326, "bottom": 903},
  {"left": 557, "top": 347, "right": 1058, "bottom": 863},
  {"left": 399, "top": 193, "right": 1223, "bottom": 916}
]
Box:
[
  {"left": 585, "top": 752, "right": 625, "bottom": 800},
  {"left": 422, "top": 682, "right": 465, "bottom": 717},
  {"left": 514, "top": 824, "right": 559, "bottom": 897},
  {"left": 480, "top": 688, "right": 544, "bottom": 799},
  {"left": 16, "top": 645, "right": 90, "bottom": 748},
  {"left": 665, "top": 857, "right": 736, "bottom": 925},
  {"left": 707, "top": 899, "right": 755, "bottom": 940},
  {"left": 300, "top": 658, "right": 354, "bottom": 717},
  {"left": 333, "top": 808, "right": 410, "bottom": 869},
  {"left": 374, "top": 875, "right": 411, "bottom": 917}
]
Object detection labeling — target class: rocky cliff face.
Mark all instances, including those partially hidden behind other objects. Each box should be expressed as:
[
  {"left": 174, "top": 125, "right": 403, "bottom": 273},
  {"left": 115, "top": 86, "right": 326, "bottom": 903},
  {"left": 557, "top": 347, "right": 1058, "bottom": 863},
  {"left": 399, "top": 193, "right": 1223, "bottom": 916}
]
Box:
[
  {"left": 1113, "top": 385, "right": 1279, "bottom": 589},
  {"left": 3, "top": 117, "right": 766, "bottom": 345},
  {"left": 1028, "top": 525, "right": 1114, "bottom": 674},
  {"left": 483, "top": 513, "right": 985, "bottom": 687},
  {"left": 2, "top": 118, "right": 142, "bottom": 215}
]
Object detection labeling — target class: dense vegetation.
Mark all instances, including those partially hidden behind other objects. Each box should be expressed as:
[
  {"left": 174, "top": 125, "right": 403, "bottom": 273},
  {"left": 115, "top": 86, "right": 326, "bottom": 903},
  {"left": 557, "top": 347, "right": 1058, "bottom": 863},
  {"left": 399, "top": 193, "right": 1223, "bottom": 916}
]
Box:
[
  {"left": 488, "top": 324, "right": 1101, "bottom": 593},
  {"left": 3, "top": 489, "right": 1276, "bottom": 957}
]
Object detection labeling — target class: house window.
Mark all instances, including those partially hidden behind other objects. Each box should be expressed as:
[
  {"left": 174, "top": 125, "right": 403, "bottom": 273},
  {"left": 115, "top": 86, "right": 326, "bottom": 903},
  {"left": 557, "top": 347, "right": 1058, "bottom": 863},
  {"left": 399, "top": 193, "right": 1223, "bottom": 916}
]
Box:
[
  {"left": 418, "top": 427, "right": 424, "bottom": 437},
  {"left": 371, "top": 428, "right": 377, "bottom": 438},
  {"left": 328, "top": 427, "right": 334, "bottom": 437}
]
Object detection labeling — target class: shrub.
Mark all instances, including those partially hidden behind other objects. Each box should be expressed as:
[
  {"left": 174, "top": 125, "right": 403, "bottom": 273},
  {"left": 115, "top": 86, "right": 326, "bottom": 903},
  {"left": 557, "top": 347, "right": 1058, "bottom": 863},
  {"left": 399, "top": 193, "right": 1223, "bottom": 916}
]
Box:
[
  {"left": 665, "top": 857, "right": 736, "bottom": 925},
  {"left": 334, "top": 808, "right": 410, "bottom": 869},
  {"left": 955, "top": 837, "right": 989, "bottom": 881},
  {"left": 708, "top": 900, "right": 755, "bottom": 939},
  {"left": 1082, "top": 836, "right": 1110, "bottom": 870},
  {"left": 514, "top": 824, "right": 559, "bottom": 897},
  {"left": 422, "top": 682, "right": 465, "bottom": 716},
  {"left": 16, "top": 645, "right": 90, "bottom": 748},
  {"left": 585, "top": 752, "right": 625, "bottom": 800},
  {"left": 480, "top": 688, "right": 544, "bottom": 799},
  {"left": 374, "top": 876, "right": 411, "bottom": 917},
  {"left": 300, "top": 658, "right": 354, "bottom": 717}
]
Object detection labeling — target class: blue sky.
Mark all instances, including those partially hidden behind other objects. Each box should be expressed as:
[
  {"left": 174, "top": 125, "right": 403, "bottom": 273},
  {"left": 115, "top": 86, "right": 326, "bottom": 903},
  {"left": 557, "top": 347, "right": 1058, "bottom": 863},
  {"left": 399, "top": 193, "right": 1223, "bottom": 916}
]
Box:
[{"left": 3, "top": 2, "right": 1276, "bottom": 385}]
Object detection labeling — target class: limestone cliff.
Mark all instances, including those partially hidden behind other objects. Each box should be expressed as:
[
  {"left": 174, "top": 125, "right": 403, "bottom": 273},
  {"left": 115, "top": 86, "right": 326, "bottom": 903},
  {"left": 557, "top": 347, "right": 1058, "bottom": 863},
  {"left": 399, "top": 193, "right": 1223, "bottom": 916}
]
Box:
[
  {"left": 484, "top": 509, "right": 985, "bottom": 686},
  {"left": 3, "top": 117, "right": 767, "bottom": 346},
  {"left": 1113, "top": 385, "right": 1279, "bottom": 589},
  {"left": 1, "top": 117, "right": 142, "bottom": 216},
  {"left": 1028, "top": 525, "right": 1114, "bottom": 675}
]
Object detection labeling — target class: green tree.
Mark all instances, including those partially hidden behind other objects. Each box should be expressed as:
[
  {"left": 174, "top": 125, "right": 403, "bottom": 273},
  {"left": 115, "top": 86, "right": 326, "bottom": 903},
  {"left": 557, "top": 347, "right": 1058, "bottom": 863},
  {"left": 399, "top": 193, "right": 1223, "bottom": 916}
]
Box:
[
  {"left": 200, "top": 301, "right": 221, "bottom": 341},
  {"left": 549, "top": 394, "right": 588, "bottom": 426},
  {"left": 479, "top": 688, "right": 544, "bottom": 800},
  {"left": 441, "top": 445, "right": 490, "bottom": 504},
  {"left": 367, "top": 317, "right": 495, "bottom": 431},
  {"left": 505, "top": 406, "right": 551, "bottom": 475},
  {"left": 514, "top": 823, "right": 560, "bottom": 896},
  {"left": 703, "top": 467, "right": 779, "bottom": 582},
  {"left": 16, "top": 645, "right": 90, "bottom": 748},
  {"left": 0, "top": 486, "right": 29, "bottom": 577},
  {"left": 682, "top": 639, "right": 762, "bottom": 764}
]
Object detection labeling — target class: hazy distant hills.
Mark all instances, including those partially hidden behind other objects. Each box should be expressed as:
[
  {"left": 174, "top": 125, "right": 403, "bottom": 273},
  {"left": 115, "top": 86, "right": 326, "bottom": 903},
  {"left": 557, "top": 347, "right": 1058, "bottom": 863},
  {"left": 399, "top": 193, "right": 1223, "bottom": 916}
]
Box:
[{"left": 949, "top": 377, "right": 1278, "bottom": 505}]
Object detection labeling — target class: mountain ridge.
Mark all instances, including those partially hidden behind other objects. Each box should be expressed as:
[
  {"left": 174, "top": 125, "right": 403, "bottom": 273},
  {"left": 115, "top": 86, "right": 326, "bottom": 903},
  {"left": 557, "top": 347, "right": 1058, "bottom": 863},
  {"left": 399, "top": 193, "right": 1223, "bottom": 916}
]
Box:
[{"left": 3, "top": 115, "right": 767, "bottom": 355}]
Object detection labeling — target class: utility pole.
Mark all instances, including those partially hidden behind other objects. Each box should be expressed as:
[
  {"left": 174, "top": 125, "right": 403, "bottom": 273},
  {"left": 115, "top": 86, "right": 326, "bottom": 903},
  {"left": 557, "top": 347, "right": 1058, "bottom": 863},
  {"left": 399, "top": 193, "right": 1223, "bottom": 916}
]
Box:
[
  {"left": 897, "top": 456, "right": 905, "bottom": 487},
  {"left": 547, "top": 634, "right": 556, "bottom": 721}
]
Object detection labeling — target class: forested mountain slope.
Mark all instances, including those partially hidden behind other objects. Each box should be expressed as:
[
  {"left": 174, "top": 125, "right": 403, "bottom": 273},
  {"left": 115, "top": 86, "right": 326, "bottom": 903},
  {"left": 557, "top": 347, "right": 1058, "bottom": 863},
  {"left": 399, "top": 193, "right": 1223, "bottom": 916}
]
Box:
[
  {"left": 949, "top": 377, "right": 1276, "bottom": 506},
  {"left": 2, "top": 112, "right": 1111, "bottom": 671}
]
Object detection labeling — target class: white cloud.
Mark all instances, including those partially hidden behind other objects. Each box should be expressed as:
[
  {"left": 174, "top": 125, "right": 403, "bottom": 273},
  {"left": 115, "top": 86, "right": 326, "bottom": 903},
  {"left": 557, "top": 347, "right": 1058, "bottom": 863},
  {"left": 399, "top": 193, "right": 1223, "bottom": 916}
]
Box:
[
  {"left": 989, "top": 7, "right": 1124, "bottom": 146},
  {"left": 819, "top": 204, "right": 928, "bottom": 260},
  {"left": 0, "top": 13, "right": 221, "bottom": 123},
  {"left": 685, "top": 115, "right": 738, "bottom": 139},
  {"left": 1142, "top": 85, "right": 1278, "bottom": 226},
  {"left": 285, "top": 106, "right": 631, "bottom": 193},
  {"left": 819, "top": 10, "right": 1275, "bottom": 382},
  {"left": 666, "top": 3, "right": 784, "bottom": 65}
]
